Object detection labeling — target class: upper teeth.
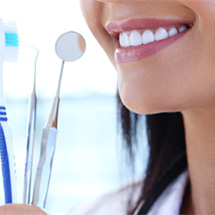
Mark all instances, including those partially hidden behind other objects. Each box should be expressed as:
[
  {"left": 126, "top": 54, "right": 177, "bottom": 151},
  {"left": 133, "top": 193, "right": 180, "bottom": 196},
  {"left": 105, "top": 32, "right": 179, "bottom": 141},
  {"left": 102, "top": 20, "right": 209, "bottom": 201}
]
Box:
[{"left": 119, "top": 26, "right": 188, "bottom": 47}]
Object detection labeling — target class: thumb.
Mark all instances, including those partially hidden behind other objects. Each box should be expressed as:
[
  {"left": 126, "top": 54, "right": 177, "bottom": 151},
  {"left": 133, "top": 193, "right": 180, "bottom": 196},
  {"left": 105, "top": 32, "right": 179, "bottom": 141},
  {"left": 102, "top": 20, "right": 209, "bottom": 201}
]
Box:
[{"left": 0, "top": 204, "right": 49, "bottom": 215}]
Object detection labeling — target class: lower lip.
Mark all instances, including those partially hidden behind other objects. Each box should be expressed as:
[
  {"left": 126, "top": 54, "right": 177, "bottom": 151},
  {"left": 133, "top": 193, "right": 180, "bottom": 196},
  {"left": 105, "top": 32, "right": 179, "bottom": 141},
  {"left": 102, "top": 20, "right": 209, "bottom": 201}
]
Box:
[{"left": 115, "top": 29, "right": 191, "bottom": 63}]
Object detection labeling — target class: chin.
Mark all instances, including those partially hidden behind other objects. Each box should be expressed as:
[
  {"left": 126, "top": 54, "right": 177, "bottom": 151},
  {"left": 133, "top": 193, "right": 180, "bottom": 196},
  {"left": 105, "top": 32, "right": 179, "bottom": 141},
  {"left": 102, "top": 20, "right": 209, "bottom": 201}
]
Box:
[
  {"left": 124, "top": 102, "right": 181, "bottom": 115},
  {"left": 119, "top": 92, "right": 182, "bottom": 115},
  {"left": 122, "top": 102, "right": 168, "bottom": 115}
]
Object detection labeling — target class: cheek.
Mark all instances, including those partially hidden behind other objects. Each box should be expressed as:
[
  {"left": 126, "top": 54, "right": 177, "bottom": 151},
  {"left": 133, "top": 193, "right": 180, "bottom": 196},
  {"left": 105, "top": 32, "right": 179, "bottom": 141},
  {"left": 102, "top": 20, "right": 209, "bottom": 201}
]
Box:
[
  {"left": 117, "top": 26, "right": 215, "bottom": 114},
  {"left": 80, "top": 0, "right": 115, "bottom": 65},
  {"left": 80, "top": 0, "right": 100, "bottom": 30}
]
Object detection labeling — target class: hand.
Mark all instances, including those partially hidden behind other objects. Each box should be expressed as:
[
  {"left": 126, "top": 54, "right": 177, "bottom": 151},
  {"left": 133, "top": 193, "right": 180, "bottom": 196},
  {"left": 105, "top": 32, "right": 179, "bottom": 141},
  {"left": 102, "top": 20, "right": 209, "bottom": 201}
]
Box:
[{"left": 0, "top": 204, "right": 48, "bottom": 215}]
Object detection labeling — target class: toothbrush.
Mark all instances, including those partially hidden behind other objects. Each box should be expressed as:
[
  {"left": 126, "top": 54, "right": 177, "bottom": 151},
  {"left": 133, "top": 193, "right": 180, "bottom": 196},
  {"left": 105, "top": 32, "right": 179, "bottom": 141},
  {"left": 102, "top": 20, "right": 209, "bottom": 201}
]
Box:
[
  {"left": 0, "top": 19, "right": 19, "bottom": 204},
  {"left": 23, "top": 47, "right": 38, "bottom": 204}
]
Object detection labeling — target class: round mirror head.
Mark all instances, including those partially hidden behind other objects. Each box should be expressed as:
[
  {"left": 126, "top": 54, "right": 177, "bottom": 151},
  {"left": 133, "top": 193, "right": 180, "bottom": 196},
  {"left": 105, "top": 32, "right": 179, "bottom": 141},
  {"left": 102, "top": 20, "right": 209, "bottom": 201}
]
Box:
[{"left": 55, "top": 31, "right": 86, "bottom": 62}]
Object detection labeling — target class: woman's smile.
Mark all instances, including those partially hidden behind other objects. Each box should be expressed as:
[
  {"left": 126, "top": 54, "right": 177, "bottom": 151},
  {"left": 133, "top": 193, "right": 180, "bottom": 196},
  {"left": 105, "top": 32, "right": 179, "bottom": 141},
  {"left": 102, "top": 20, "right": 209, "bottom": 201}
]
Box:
[{"left": 106, "top": 18, "right": 193, "bottom": 62}]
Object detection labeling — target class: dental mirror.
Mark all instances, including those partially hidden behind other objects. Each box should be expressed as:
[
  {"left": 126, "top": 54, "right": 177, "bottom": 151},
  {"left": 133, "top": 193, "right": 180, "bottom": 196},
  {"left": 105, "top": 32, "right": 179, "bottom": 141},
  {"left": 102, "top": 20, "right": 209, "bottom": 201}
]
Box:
[
  {"left": 55, "top": 31, "right": 86, "bottom": 62},
  {"left": 32, "top": 31, "right": 86, "bottom": 208}
]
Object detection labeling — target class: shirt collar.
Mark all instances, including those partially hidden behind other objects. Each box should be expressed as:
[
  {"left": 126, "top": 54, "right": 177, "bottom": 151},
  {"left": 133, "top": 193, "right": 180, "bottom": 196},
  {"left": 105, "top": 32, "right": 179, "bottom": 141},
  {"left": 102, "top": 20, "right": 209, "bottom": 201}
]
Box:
[{"left": 147, "top": 170, "right": 189, "bottom": 215}]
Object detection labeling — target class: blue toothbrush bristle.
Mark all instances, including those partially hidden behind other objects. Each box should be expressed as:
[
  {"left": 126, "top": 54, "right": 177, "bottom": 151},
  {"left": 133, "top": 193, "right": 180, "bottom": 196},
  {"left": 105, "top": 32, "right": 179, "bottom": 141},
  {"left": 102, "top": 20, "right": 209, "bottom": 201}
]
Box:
[
  {"left": 3, "top": 21, "right": 19, "bottom": 61},
  {"left": 5, "top": 33, "right": 19, "bottom": 47}
]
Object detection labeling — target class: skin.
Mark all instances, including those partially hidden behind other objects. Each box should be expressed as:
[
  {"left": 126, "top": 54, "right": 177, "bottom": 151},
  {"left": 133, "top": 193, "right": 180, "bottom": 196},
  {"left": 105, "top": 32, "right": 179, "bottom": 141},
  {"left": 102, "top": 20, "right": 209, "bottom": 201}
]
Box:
[
  {"left": 80, "top": 0, "right": 215, "bottom": 214},
  {"left": 3, "top": 0, "right": 215, "bottom": 214},
  {"left": 0, "top": 204, "right": 48, "bottom": 214}
]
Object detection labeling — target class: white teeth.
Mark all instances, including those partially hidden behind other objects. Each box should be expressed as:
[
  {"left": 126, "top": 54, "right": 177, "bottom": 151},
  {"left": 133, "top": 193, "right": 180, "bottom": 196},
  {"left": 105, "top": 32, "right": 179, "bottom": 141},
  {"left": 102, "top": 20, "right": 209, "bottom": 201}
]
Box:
[
  {"left": 119, "top": 32, "right": 130, "bottom": 47},
  {"left": 119, "top": 25, "right": 188, "bottom": 47},
  {"left": 129, "top": 30, "right": 142, "bottom": 46},
  {"left": 155, "top": 28, "right": 168, "bottom": 41},
  {"left": 179, "top": 26, "right": 187, "bottom": 33},
  {"left": 142, "top": 30, "right": 155, "bottom": 45},
  {"left": 168, "top": 27, "right": 178, "bottom": 37}
]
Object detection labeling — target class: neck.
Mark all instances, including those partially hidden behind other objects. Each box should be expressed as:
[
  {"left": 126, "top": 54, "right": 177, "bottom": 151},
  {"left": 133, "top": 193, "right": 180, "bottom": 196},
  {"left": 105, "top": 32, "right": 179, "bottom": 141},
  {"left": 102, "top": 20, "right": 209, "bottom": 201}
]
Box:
[
  {"left": 0, "top": 60, "right": 5, "bottom": 107},
  {"left": 182, "top": 107, "right": 215, "bottom": 214}
]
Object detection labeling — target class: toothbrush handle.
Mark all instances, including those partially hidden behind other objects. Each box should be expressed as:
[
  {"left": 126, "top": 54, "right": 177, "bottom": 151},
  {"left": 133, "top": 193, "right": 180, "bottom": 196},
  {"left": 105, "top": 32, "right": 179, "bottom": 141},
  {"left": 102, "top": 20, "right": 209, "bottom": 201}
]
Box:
[
  {"left": 0, "top": 123, "right": 12, "bottom": 203},
  {"left": 0, "top": 118, "right": 16, "bottom": 204},
  {"left": 32, "top": 126, "right": 57, "bottom": 208},
  {"left": 23, "top": 92, "right": 37, "bottom": 204}
]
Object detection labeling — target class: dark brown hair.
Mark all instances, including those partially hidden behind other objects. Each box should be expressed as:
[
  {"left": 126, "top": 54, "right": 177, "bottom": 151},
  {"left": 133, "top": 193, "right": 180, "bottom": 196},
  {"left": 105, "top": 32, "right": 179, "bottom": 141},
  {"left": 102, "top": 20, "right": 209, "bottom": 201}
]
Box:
[{"left": 117, "top": 92, "right": 187, "bottom": 214}]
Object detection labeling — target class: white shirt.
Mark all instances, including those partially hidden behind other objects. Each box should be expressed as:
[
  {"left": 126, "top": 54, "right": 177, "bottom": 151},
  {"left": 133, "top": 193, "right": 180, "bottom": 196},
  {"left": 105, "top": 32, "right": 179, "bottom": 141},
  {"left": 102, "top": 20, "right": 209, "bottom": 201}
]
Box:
[
  {"left": 69, "top": 171, "right": 189, "bottom": 215},
  {"left": 147, "top": 170, "right": 188, "bottom": 215}
]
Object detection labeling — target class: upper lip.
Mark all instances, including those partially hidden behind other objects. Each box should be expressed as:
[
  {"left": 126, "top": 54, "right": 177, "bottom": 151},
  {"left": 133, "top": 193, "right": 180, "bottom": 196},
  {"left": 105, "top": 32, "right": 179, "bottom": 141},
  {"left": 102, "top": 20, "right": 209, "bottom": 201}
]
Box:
[{"left": 106, "top": 18, "right": 193, "bottom": 36}]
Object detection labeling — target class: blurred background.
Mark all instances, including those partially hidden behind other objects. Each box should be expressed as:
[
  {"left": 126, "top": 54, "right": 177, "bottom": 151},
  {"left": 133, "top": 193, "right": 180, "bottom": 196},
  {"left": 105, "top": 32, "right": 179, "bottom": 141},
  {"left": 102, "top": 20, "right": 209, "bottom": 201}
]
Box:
[{"left": 0, "top": 1, "right": 148, "bottom": 214}]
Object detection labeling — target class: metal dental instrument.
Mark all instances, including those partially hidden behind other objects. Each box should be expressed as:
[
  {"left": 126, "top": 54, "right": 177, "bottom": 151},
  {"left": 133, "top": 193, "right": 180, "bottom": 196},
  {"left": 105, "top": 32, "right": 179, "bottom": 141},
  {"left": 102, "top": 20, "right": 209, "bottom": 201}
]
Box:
[
  {"left": 23, "top": 46, "right": 39, "bottom": 204},
  {"left": 32, "top": 31, "right": 86, "bottom": 208}
]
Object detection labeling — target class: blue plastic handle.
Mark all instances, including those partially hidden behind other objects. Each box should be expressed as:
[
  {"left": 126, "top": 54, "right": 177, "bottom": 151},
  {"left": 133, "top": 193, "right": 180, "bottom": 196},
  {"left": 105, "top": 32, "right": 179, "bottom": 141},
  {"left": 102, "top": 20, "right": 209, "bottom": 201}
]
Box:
[{"left": 0, "top": 107, "right": 12, "bottom": 203}]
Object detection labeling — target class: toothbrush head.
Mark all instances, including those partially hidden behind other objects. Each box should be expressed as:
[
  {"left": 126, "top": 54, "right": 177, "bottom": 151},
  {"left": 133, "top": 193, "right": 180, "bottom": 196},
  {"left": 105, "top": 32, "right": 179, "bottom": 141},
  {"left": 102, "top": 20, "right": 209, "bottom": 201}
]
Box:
[{"left": 0, "top": 19, "right": 19, "bottom": 61}]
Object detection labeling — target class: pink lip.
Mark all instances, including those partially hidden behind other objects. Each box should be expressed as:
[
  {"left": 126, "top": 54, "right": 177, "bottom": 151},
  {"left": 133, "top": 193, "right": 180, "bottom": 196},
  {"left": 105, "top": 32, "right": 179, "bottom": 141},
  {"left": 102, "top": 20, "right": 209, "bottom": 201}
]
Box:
[
  {"left": 106, "top": 19, "right": 193, "bottom": 63},
  {"left": 106, "top": 19, "right": 193, "bottom": 35}
]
